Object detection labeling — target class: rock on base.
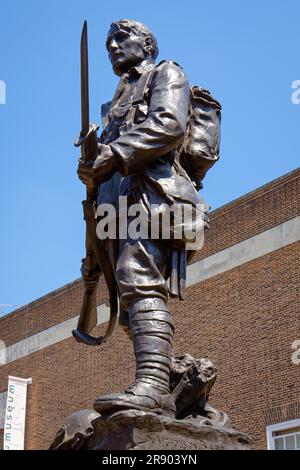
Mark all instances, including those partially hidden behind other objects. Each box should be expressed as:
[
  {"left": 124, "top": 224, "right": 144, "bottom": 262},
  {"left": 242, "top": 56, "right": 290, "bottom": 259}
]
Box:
[{"left": 87, "top": 410, "right": 252, "bottom": 450}]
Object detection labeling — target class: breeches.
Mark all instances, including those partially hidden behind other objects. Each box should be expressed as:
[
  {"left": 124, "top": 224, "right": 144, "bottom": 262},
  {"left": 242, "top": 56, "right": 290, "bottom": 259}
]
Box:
[{"left": 104, "top": 237, "right": 170, "bottom": 328}]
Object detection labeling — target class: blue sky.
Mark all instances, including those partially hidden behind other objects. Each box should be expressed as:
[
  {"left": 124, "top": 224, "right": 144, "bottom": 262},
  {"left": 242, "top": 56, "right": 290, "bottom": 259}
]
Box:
[{"left": 0, "top": 0, "right": 299, "bottom": 315}]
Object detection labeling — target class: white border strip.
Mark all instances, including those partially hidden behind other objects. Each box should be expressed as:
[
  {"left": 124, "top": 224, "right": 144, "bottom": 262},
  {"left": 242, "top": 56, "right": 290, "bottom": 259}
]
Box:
[
  {"left": 1, "top": 305, "right": 110, "bottom": 366},
  {"left": 187, "top": 215, "right": 300, "bottom": 287},
  {"left": 1, "top": 216, "right": 299, "bottom": 367}
]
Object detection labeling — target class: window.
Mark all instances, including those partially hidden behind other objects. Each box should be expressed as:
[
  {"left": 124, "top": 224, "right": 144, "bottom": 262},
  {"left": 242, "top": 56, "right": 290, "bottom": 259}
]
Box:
[{"left": 267, "top": 419, "right": 300, "bottom": 450}]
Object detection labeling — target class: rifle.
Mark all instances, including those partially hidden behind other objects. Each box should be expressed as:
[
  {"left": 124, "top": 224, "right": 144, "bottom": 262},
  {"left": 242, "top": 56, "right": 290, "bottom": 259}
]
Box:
[{"left": 72, "top": 20, "right": 118, "bottom": 346}]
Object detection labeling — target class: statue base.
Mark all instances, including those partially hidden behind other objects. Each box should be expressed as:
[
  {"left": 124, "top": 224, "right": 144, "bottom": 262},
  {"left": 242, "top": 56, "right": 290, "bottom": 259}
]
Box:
[
  {"left": 49, "top": 356, "right": 252, "bottom": 450},
  {"left": 50, "top": 408, "right": 252, "bottom": 450},
  {"left": 88, "top": 410, "right": 252, "bottom": 450}
]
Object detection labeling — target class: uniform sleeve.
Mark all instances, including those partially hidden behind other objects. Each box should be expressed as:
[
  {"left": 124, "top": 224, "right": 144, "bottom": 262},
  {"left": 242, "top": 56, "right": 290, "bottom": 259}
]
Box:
[{"left": 109, "top": 61, "right": 190, "bottom": 175}]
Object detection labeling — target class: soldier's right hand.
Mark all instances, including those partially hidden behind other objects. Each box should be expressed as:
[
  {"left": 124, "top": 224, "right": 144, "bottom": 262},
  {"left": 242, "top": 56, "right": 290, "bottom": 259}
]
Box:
[{"left": 77, "top": 144, "right": 119, "bottom": 185}]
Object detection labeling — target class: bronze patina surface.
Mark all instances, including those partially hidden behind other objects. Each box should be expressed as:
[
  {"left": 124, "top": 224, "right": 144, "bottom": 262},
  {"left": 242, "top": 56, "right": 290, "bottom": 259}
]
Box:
[{"left": 50, "top": 19, "right": 251, "bottom": 450}]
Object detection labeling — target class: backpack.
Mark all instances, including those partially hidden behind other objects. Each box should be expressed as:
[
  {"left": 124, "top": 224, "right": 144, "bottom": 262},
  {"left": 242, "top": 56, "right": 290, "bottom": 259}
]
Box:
[
  {"left": 177, "top": 86, "right": 222, "bottom": 190},
  {"left": 122, "top": 61, "right": 222, "bottom": 189}
]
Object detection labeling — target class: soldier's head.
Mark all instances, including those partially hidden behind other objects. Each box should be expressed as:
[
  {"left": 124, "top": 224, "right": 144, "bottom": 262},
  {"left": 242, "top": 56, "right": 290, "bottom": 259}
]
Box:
[{"left": 106, "top": 19, "right": 159, "bottom": 76}]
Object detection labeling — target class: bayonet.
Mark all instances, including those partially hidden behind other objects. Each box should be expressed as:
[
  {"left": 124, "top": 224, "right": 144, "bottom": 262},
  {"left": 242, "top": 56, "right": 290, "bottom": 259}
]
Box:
[
  {"left": 75, "top": 20, "right": 98, "bottom": 159},
  {"left": 81, "top": 20, "right": 89, "bottom": 136}
]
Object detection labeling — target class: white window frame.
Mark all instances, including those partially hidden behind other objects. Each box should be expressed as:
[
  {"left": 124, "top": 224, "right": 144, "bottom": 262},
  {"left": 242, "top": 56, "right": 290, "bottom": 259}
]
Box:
[{"left": 267, "top": 419, "right": 300, "bottom": 450}]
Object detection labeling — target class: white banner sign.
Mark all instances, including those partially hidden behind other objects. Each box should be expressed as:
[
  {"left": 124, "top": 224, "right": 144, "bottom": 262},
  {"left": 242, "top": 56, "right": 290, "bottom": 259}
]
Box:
[
  {"left": 3, "top": 376, "right": 32, "bottom": 450},
  {"left": 0, "top": 391, "right": 7, "bottom": 429}
]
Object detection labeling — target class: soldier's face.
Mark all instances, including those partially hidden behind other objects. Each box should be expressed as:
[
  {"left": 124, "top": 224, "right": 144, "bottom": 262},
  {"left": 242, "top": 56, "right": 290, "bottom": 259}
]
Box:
[{"left": 107, "top": 29, "right": 147, "bottom": 76}]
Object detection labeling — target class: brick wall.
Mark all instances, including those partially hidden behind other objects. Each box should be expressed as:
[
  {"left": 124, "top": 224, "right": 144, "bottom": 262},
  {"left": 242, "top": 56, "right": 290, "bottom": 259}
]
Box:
[{"left": 0, "top": 168, "right": 299, "bottom": 450}]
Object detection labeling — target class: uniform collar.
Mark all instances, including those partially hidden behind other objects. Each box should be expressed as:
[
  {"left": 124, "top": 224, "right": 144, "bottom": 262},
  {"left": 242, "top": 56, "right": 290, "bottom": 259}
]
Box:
[{"left": 129, "top": 59, "right": 156, "bottom": 78}]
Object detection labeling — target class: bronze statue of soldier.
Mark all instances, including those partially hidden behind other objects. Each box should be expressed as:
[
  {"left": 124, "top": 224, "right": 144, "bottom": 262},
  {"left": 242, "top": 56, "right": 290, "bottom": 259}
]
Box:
[
  {"left": 50, "top": 19, "right": 250, "bottom": 451},
  {"left": 76, "top": 19, "right": 219, "bottom": 419}
]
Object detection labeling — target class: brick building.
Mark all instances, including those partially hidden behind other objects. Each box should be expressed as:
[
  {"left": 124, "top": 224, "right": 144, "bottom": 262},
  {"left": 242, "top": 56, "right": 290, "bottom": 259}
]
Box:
[{"left": 0, "top": 168, "right": 299, "bottom": 450}]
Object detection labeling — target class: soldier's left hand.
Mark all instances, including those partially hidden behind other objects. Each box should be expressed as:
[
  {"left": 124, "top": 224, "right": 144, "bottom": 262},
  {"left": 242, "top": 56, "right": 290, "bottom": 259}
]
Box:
[{"left": 77, "top": 144, "right": 119, "bottom": 185}]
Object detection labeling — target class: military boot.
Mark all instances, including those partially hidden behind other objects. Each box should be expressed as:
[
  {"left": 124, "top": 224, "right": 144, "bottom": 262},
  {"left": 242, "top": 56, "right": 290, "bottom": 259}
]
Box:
[{"left": 93, "top": 298, "right": 175, "bottom": 418}]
